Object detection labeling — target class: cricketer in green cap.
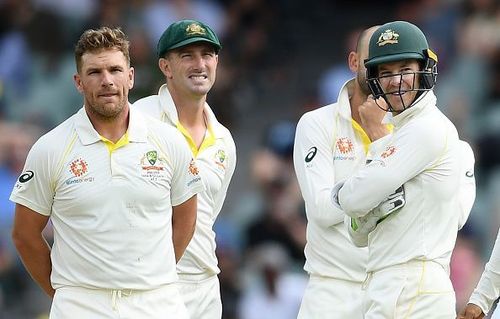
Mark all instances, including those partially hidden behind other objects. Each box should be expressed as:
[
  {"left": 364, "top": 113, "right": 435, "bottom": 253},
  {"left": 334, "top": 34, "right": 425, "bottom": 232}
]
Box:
[
  {"left": 364, "top": 20, "right": 438, "bottom": 112},
  {"left": 157, "top": 19, "right": 221, "bottom": 58}
]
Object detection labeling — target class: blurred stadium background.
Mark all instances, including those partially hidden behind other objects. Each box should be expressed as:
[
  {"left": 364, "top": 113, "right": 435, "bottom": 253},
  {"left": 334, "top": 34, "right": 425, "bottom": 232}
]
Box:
[{"left": 0, "top": 0, "right": 499, "bottom": 318}]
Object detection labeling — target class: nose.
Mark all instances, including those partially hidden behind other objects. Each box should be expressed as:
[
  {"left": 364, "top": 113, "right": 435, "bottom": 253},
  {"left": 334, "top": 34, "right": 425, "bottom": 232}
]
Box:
[
  {"left": 389, "top": 73, "right": 402, "bottom": 86},
  {"left": 192, "top": 54, "right": 204, "bottom": 69},
  {"left": 101, "top": 71, "right": 114, "bottom": 86}
]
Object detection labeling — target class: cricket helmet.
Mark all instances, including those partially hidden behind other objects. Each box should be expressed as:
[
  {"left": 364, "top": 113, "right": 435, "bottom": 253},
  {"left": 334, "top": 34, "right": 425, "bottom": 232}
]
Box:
[{"left": 364, "top": 21, "right": 438, "bottom": 111}]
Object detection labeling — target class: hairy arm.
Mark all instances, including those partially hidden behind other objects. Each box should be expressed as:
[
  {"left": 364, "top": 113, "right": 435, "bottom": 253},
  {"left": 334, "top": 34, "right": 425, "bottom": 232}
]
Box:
[{"left": 11, "top": 204, "right": 54, "bottom": 297}]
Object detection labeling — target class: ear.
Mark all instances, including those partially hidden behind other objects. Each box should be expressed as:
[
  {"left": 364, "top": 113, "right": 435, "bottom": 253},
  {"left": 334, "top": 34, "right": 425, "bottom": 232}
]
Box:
[
  {"left": 128, "top": 66, "right": 135, "bottom": 89},
  {"left": 158, "top": 58, "right": 172, "bottom": 79},
  {"left": 348, "top": 51, "right": 358, "bottom": 73},
  {"left": 73, "top": 73, "right": 84, "bottom": 93}
]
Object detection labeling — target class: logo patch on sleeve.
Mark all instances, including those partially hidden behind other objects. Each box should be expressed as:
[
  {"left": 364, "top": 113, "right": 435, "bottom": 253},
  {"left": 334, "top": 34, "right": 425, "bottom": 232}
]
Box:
[
  {"left": 305, "top": 147, "right": 317, "bottom": 163},
  {"left": 18, "top": 170, "right": 34, "bottom": 183}
]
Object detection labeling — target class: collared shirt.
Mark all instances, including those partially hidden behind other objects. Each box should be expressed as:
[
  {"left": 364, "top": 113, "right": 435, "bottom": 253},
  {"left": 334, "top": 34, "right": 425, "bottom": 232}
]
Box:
[
  {"left": 133, "top": 85, "right": 236, "bottom": 276},
  {"left": 293, "top": 79, "right": 378, "bottom": 282},
  {"left": 337, "top": 91, "right": 464, "bottom": 272},
  {"left": 10, "top": 106, "right": 203, "bottom": 289}
]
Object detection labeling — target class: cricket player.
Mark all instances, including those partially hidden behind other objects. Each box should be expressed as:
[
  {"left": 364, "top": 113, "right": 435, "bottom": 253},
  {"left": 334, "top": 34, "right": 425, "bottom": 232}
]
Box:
[
  {"left": 332, "top": 21, "right": 471, "bottom": 318},
  {"left": 133, "top": 20, "right": 236, "bottom": 319},
  {"left": 10, "top": 27, "right": 203, "bottom": 318},
  {"left": 293, "top": 26, "right": 392, "bottom": 318},
  {"left": 458, "top": 227, "right": 500, "bottom": 319}
]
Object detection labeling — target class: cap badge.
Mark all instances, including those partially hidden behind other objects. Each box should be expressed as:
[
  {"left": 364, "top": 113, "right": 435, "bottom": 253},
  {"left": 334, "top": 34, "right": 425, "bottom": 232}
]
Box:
[
  {"left": 377, "top": 29, "right": 399, "bottom": 46},
  {"left": 186, "top": 23, "right": 206, "bottom": 36}
]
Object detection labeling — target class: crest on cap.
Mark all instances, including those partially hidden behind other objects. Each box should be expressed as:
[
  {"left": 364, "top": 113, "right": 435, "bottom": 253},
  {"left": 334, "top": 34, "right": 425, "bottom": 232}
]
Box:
[
  {"left": 186, "top": 23, "right": 206, "bottom": 36},
  {"left": 377, "top": 29, "right": 399, "bottom": 46}
]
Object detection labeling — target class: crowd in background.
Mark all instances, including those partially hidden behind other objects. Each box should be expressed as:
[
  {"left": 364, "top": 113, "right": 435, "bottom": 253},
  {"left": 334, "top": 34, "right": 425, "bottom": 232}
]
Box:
[{"left": 0, "top": 0, "right": 499, "bottom": 318}]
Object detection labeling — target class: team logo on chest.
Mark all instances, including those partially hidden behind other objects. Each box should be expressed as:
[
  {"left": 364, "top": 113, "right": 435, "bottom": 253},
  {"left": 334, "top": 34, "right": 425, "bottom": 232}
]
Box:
[
  {"left": 140, "top": 150, "right": 169, "bottom": 182},
  {"left": 66, "top": 158, "right": 94, "bottom": 185},
  {"left": 141, "top": 150, "right": 167, "bottom": 171},
  {"left": 146, "top": 150, "right": 158, "bottom": 165},
  {"left": 214, "top": 149, "right": 227, "bottom": 170}
]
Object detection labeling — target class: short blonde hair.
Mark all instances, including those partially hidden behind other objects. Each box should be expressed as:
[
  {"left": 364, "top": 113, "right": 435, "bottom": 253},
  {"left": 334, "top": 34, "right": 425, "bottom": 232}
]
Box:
[{"left": 74, "top": 27, "right": 130, "bottom": 72}]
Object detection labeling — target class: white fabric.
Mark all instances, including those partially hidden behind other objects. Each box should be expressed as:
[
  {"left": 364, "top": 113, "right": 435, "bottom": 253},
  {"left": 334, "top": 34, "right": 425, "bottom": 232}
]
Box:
[
  {"left": 10, "top": 106, "right": 203, "bottom": 290},
  {"left": 49, "top": 284, "right": 189, "bottom": 319},
  {"left": 297, "top": 275, "right": 364, "bottom": 319},
  {"left": 364, "top": 260, "right": 456, "bottom": 318},
  {"left": 293, "top": 79, "right": 368, "bottom": 282},
  {"left": 457, "top": 140, "right": 476, "bottom": 229},
  {"left": 133, "top": 85, "right": 236, "bottom": 277},
  {"left": 469, "top": 228, "right": 500, "bottom": 315},
  {"left": 176, "top": 274, "right": 222, "bottom": 319},
  {"left": 336, "top": 91, "right": 464, "bottom": 273}
]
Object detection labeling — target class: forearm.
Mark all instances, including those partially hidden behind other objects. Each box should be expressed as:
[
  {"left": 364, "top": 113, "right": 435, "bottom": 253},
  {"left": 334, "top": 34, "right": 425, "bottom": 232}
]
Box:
[
  {"left": 172, "top": 221, "right": 196, "bottom": 263},
  {"left": 172, "top": 195, "right": 197, "bottom": 262},
  {"left": 13, "top": 235, "right": 54, "bottom": 297},
  {"left": 469, "top": 231, "right": 500, "bottom": 314}
]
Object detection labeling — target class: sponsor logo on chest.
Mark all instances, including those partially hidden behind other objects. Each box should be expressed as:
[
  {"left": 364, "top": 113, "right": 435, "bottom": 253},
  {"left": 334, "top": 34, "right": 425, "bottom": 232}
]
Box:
[
  {"left": 334, "top": 137, "right": 356, "bottom": 161},
  {"left": 66, "top": 158, "right": 94, "bottom": 185}
]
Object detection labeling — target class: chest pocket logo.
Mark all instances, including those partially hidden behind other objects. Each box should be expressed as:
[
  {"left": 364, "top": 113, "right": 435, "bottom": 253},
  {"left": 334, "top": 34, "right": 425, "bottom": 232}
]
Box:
[{"left": 214, "top": 149, "right": 227, "bottom": 170}]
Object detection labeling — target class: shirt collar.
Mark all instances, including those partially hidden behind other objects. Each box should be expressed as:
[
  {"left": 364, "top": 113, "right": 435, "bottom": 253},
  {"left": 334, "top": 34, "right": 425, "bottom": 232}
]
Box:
[
  {"left": 385, "top": 90, "right": 437, "bottom": 127},
  {"left": 74, "top": 104, "right": 148, "bottom": 146},
  {"left": 337, "top": 79, "right": 356, "bottom": 120},
  {"left": 157, "top": 84, "right": 226, "bottom": 138}
]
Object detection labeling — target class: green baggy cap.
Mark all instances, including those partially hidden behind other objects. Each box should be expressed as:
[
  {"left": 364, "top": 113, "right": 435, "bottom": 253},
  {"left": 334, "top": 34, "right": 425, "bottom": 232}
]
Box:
[{"left": 157, "top": 19, "right": 221, "bottom": 58}]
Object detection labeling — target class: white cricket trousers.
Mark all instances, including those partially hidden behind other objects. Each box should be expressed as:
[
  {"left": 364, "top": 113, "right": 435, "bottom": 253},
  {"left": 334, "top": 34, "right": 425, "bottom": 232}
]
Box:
[
  {"left": 297, "top": 274, "right": 364, "bottom": 319},
  {"left": 364, "top": 260, "right": 456, "bottom": 319},
  {"left": 50, "top": 284, "right": 189, "bottom": 319},
  {"left": 176, "top": 273, "right": 222, "bottom": 319}
]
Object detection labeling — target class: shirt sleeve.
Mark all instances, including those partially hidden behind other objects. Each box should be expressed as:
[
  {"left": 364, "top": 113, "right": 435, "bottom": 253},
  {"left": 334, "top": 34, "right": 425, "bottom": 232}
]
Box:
[
  {"left": 168, "top": 130, "right": 205, "bottom": 206},
  {"left": 338, "top": 119, "right": 448, "bottom": 217},
  {"left": 469, "top": 228, "right": 500, "bottom": 315},
  {"left": 9, "top": 138, "right": 55, "bottom": 216},
  {"left": 213, "top": 132, "right": 236, "bottom": 216},
  {"left": 293, "top": 112, "right": 344, "bottom": 227},
  {"left": 457, "top": 140, "right": 476, "bottom": 230}
]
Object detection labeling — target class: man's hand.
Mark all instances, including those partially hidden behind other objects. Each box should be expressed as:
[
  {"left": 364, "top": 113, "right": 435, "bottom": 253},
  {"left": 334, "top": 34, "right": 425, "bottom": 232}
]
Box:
[
  {"left": 457, "top": 303, "right": 485, "bottom": 319},
  {"left": 346, "top": 214, "right": 379, "bottom": 247},
  {"left": 358, "top": 95, "right": 390, "bottom": 142},
  {"left": 346, "top": 186, "right": 404, "bottom": 247},
  {"left": 372, "top": 186, "right": 405, "bottom": 220}
]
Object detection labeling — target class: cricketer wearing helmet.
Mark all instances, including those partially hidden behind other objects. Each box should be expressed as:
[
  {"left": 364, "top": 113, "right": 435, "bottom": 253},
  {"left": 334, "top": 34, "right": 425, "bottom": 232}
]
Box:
[{"left": 332, "top": 21, "right": 473, "bottom": 318}]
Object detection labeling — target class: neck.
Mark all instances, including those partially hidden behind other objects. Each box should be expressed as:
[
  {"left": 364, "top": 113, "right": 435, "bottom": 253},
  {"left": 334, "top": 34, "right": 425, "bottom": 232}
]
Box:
[
  {"left": 85, "top": 105, "right": 129, "bottom": 143},
  {"left": 169, "top": 87, "right": 207, "bottom": 128}
]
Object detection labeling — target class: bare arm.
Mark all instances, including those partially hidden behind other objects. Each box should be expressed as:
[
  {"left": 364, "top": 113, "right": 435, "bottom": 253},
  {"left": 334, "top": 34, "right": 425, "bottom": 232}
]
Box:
[
  {"left": 172, "top": 194, "right": 197, "bottom": 262},
  {"left": 11, "top": 204, "right": 54, "bottom": 297}
]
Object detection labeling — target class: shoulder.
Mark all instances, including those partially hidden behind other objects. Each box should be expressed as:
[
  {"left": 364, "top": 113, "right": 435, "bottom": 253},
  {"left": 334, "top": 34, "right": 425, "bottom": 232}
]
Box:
[
  {"left": 297, "top": 103, "right": 338, "bottom": 134},
  {"left": 400, "top": 108, "right": 458, "bottom": 154},
  {"left": 33, "top": 114, "right": 78, "bottom": 156},
  {"left": 132, "top": 95, "right": 161, "bottom": 117}
]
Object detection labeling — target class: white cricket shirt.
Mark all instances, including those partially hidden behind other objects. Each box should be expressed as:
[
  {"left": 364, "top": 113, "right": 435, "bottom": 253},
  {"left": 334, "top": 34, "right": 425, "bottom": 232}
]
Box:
[
  {"left": 469, "top": 228, "right": 500, "bottom": 314},
  {"left": 294, "top": 80, "right": 374, "bottom": 282},
  {"left": 337, "top": 91, "right": 464, "bottom": 272},
  {"left": 133, "top": 84, "right": 236, "bottom": 276},
  {"left": 10, "top": 106, "right": 204, "bottom": 290}
]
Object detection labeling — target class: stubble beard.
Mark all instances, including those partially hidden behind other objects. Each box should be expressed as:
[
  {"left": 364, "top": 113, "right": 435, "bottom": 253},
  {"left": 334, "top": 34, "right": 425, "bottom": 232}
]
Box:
[{"left": 87, "top": 98, "right": 127, "bottom": 122}]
